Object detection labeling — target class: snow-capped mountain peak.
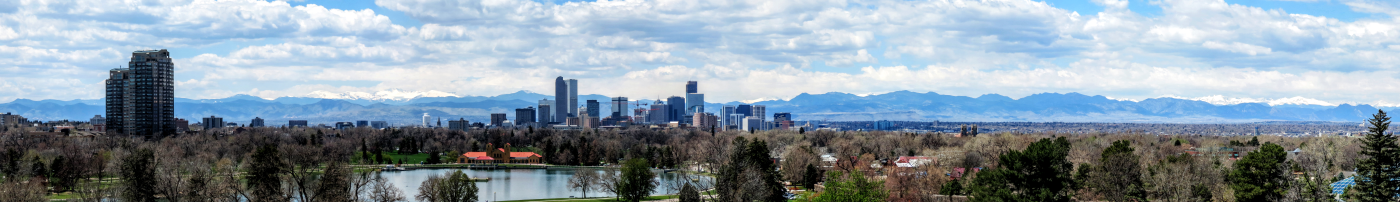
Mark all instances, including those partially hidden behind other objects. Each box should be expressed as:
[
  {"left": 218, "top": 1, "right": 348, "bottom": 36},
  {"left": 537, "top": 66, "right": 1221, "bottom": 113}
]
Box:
[
  {"left": 306, "top": 89, "right": 458, "bottom": 101},
  {"left": 1162, "top": 95, "right": 1336, "bottom": 106}
]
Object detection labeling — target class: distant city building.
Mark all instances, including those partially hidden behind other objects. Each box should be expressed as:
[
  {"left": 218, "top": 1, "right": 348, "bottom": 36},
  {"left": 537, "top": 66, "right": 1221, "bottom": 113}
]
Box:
[
  {"left": 539, "top": 99, "right": 553, "bottom": 123},
  {"left": 289, "top": 120, "right": 308, "bottom": 127},
  {"left": 611, "top": 97, "right": 629, "bottom": 118},
  {"left": 774, "top": 112, "right": 792, "bottom": 122},
  {"left": 173, "top": 118, "right": 188, "bottom": 132},
  {"left": 90, "top": 115, "right": 106, "bottom": 132},
  {"left": 728, "top": 114, "right": 746, "bottom": 131},
  {"left": 106, "top": 49, "right": 176, "bottom": 137},
  {"left": 567, "top": 79, "right": 579, "bottom": 118},
  {"left": 686, "top": 81, "right": 698, "bottom": 94},
  {"left": 686, "top": 93, "right": 704, "bottom": 115},
  {"left": 448, "top": 118, "right": 470, "bottom": 131},
  {"left": 752, "top": 105, "right": 767, "bottom": 122},
  {"left": 422, "top": 113, "right": 431, "bottom": 127},
  {"left": 875, "top": 120, "right": 893, "bottom": 131},
  {"left": 202, "top": 116, "right": 224, "bottom": 130},
  {"left": 335, "top": 122, "right": 355, "bottom": 130},
  {"left": 555, "top": 77, "right": 568, "bottom": 123},
  {"left": 693, "top": 113, "right": 718, "bottom": 130},
  {"left": 667, "top": 96, "right": 685, "bottom": 122},
  {"left": 491, "top": 113, "right": 507, "bottom": 126},
  {"left": 721, "top": 105, "right": 736, "bottom": 127},
  {"left": 370, "top": 121, "right": 388, "bottom": 129},
  {"left": 226, "top": 122, "right": 238, "bottom": 127},
  {"left": 356, "top": 120, "right": 369, "bottom": 128},
  {"left": 516, "top": 107, "right": 536, "bottom": 125},
  {"left": 250, "top": 117, "right": 265, "bottom": 127},
  {"left": 586, "top": 100, "right": 600, "bottom": 118},
  {"left": 743, "top": 117, "right": 762, "bottom": 131},
  {"left": 736, "top": 105, "right": 753, "bottom": 117},
  {"left": 649, "top": 101, "right": 669, "bottom": 124}
]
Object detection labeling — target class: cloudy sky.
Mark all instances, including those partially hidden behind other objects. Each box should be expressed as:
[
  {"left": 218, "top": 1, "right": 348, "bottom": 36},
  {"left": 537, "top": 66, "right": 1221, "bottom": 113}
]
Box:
[{"left": 2, "top": 0, "right": 1400, "bottom": 106}]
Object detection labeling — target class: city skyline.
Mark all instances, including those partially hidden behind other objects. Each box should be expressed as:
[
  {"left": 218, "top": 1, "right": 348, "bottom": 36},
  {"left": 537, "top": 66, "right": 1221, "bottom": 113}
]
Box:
[{"left": 4, "top": 0, "right": 1400, "bottom": 106}]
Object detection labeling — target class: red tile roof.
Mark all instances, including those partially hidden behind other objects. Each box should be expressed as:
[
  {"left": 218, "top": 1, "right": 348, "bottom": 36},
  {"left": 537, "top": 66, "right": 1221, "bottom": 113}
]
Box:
[
  {"left": 510, "top": 152, "right": 541, "bottom": 158},
  {"left": 462, "top": 152, "right": 489, "bottom": 158}
]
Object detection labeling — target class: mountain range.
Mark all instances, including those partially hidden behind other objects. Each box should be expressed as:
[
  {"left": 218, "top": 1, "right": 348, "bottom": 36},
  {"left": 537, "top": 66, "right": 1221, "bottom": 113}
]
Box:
[{"left": 0, "top": 90, "right": 1386, "bottom": 126}]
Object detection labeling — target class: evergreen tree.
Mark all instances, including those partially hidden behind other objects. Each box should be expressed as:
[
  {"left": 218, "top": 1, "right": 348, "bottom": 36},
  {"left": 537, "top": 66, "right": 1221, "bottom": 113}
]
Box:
[
  {"left": 426, "top": 151, "right": 442, "bottom": 164},
  {"left": 968, "top": 137, "right": 1077, "bottom": 202},
  {"left": 119, "top": 148, "right": 157, "bottom": 202},
  {"left": 1230, "top": 142, "right": 1288, "bottom": 202},
  {"left": 940, "top": 178, "right": 964, "bottom": 195},
  {"left": 804, "top": 164, "right": 822, "bottom": 189},
  {"left": 30, "top": 156, "right": 45, "bottom": 178},
  {"left": 249, "top": 144, "right": 288, "bottom": 202},
  {"left": 679, "top": 183, "right": 701, "bottom": 202},
  {"left": 1093, "top": 140, "right": 1145, "bottom": 201},
  {"left": 1352, "top": 109, "right": 1399, "bottom": 202}
]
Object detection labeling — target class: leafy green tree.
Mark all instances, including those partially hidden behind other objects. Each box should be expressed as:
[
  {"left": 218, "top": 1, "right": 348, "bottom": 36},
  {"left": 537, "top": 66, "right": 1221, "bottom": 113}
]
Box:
[
  {"left": 968, "top": 137, "right": 1077, "bottom": 202},
  {"left": 812, "top": 169, "right": 886, "bottom": 202},
  {"left": 1092, "top": 140, "right": 1145, "bottom": 202},
  {"left": 617, "top": 158, "right": 658, "bottom": 202},
  {"left": 249, "top": 144, "right": 288, "bottom": 202},
  {"left": 1191, "top": 184, "right": 1213, "bottom": 202},
  {"left": 119, "top": 148, "right": 157, "bottom": 202},
  {"left": 1353, "top": 109, "right": 1400, "bottom": 202},
  {"left": 418, "top": 170, "right": 480, "bottom": 202},
  {"left": 1230, "top": 142, "right": 1287, "bottom": 202}
]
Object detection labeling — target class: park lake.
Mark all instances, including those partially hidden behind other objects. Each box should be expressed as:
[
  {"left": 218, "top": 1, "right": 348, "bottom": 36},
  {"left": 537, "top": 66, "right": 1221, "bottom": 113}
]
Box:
[{"left": 377, "top": 167, "right": 711, "bottom": 201}]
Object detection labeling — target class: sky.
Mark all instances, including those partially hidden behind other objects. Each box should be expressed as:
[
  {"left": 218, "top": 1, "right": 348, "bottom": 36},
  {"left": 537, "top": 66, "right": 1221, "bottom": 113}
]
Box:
[{"left": 3, "top": 0, "right": 1400, "bottom": 106}]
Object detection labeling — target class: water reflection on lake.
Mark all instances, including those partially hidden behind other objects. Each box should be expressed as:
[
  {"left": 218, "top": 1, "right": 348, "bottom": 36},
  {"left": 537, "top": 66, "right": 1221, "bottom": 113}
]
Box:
[{"left": 377, "top": 168, "right": 710, "bottom": 201}]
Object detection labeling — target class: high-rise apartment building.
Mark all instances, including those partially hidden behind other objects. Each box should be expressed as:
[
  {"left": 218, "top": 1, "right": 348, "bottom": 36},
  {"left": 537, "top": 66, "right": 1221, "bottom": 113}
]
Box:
[
  {"left": 515, "top": 107, "right": 536, "bottom": 125},
  {"left": 686, "top": 81, "right": 698, "bottom": 94},
  {"left": 106, "top": 49, "right": 175, "bottom": 137},
  {"left": 586, "top": 100, "right": 600, "bottom": 118},
  {"left": 611, "top": 97, "right": 629, "bottom": 118},
  {"left": 752, "top": 105, "right": 767, "bottom": 122},
  {"left": 250, "top": 117, "right": 265, "bottom": 127},
  {"left": 202, "top": 116, "right": 224, "bottom": 130},
  {"left": 567, "top": 79, "right": 578, "bottom": 118},
  {"left": 555, "top": 77, "right": 568, "bottom": 123}
]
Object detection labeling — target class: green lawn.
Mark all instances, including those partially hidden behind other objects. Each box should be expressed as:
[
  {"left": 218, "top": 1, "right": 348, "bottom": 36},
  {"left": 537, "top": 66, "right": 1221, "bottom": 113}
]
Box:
[
  {"left": 356, "top": 151, "right": 443, "bottom": 165},
  {"left": 501, "top": 195, "right": 679, "bottom": 202}
]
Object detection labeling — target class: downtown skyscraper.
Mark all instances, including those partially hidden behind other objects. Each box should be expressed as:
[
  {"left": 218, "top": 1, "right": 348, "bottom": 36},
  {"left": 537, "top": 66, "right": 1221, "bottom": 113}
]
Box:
[
  {"left": 106, "top": 49, "right": 175, "bottom": 137},
  {"left": 555, "top": 77, "right": 567, "bottom": 123}
]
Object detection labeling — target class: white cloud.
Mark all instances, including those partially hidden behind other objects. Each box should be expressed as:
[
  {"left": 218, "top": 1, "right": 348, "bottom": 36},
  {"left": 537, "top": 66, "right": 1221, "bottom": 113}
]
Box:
[{"left": 3, "top": 0, "right": 1400, "bottom": 110}]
